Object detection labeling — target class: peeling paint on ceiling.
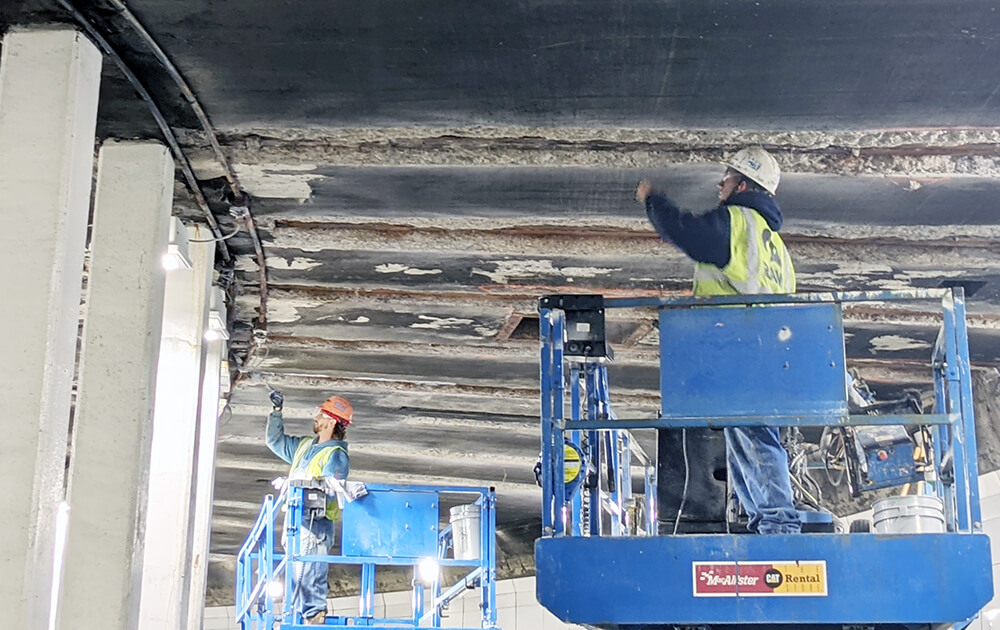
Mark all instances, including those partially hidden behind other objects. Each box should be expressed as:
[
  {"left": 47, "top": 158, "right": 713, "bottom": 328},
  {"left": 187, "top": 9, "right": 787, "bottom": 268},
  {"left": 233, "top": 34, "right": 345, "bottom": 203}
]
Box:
[
  {"left": 375, "top": 263, "right": 444, "bottom": 276},
  {"left": 868, "top": 335, "right": 935, "bottom": 353},
  {"left": 268, "top": 256, "right": 322, "bottom": 271},
  {"left": 471, "top": 259, "right": 621, "bottom": 284},
  {"left": 262, "top": 297, "right": 327, "bottom": 324},
  {"left": 234, "top": 255, "right": 323, "bottom": 272},
  {"left": 231, "top": 163, "right": 321, "bottom": 202},
  {"left": 410, "top": 315, "right": 475, "bottom": 330}
]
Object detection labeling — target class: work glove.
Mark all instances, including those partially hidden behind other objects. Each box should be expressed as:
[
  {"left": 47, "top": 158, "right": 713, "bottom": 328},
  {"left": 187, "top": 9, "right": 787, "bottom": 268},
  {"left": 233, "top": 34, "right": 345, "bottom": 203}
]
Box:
[{"left": 269, "top": 389, "right": 284, "bottom": 411}]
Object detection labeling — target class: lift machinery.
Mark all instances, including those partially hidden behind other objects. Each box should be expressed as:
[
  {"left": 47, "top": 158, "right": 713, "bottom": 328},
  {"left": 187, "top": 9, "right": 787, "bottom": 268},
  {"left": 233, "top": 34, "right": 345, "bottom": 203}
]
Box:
[{"left": 535, "top": 289, "right": 992, "bottom": 630}]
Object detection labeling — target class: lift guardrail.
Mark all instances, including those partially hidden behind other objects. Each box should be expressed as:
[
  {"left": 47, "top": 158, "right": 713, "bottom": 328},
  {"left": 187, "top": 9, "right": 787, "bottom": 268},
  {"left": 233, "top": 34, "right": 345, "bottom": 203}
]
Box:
[{"left": 235, "top": 482, "right": 498, "bottom": 630}]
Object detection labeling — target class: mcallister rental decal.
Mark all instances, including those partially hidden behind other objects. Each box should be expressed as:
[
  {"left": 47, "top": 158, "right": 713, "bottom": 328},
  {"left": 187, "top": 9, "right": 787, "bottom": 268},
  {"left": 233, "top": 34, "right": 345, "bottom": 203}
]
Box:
[{"left": 692, "top": 561, "right": 827, "bottom": 597}]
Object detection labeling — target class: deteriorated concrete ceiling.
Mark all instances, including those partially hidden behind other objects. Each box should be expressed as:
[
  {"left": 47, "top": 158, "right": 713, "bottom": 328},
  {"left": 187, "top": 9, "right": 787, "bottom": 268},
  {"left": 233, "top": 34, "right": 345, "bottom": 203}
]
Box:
[{"left": 5, "top": 0, "right": 1000, "bottom": 604}]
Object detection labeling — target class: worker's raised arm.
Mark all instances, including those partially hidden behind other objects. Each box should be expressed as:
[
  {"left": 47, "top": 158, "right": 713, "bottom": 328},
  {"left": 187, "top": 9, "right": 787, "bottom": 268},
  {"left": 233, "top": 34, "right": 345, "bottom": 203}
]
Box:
[
  {"left": 642, "top": 191, "right": 732, "bottom": 268},
  {"left": 265, "top": 410, "right": 299, "bottom": 464}
]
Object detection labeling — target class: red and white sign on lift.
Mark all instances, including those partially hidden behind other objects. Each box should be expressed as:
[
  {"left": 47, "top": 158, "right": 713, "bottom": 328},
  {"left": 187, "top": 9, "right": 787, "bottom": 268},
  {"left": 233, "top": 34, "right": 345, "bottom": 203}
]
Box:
[{"left": 692, "top": 561, "right": 828, "bottom": 597}]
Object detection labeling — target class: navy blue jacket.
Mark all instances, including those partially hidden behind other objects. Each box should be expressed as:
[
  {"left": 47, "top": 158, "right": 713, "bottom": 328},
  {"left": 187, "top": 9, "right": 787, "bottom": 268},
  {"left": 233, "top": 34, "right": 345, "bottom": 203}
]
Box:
[{"left": 644, "top": 190, "right": 784, "bottom": 268}]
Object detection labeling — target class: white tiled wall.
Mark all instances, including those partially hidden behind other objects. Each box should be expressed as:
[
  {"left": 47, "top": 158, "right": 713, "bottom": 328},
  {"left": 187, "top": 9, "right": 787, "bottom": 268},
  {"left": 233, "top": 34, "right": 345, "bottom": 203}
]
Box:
[
  {"left": 205, "top": 575, "right": 583, "bottom": 630},
  {"left": 208, "top": 472, "right": 1000, "bottom": 630}
]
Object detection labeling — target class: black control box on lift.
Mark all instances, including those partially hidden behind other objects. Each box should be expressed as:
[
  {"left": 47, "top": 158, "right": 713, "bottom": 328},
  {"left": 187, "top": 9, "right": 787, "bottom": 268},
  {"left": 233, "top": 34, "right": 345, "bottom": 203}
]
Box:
[
  {"left": 539, "top": 294, "right": 613, "bottom": 360},
  {"left": 289, "top": 478, "right": 328, "bottom": 520}
]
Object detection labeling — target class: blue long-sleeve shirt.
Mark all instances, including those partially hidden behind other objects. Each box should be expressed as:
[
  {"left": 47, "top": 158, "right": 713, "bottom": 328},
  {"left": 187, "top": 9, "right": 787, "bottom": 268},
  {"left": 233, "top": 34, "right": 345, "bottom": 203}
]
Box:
[
  {"left": 644, "top": 190, "right": 785, "bottom": 268},
  {"left": 266, "top": 411, "right": 349, "bottom": 480}
]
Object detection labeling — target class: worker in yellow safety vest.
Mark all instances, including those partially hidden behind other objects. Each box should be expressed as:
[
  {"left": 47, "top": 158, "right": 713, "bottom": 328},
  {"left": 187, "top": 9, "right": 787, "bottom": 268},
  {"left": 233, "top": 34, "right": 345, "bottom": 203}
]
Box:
[
  {"left": 266, "top": 390, "right": 352, "bottom": 624},
  {"left": 635, "top": 147, "right": 801, "bottom": 534}
]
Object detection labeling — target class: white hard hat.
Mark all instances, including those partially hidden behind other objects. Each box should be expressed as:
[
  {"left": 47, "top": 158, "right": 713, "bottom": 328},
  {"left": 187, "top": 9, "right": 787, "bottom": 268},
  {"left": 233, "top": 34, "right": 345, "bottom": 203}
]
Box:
[{"left": 726, "top": 147, "right": 780, "bottom": 195}]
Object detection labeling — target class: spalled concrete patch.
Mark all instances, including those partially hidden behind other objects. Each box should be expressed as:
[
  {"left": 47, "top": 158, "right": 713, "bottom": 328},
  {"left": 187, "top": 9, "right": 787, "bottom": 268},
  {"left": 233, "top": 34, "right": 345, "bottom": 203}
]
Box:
[{"left": 199, "top": 127, "right": 1000, "bottom": 177}]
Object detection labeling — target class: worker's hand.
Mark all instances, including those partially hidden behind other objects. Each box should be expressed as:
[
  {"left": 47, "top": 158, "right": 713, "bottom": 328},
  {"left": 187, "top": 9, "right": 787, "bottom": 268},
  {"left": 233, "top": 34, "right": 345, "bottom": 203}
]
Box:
[
  {"left": 269, "top": 389, "right": 284, "bottom": 411},
  {"left": 635, "top": 180, "right": 654, "bottom": 205}
]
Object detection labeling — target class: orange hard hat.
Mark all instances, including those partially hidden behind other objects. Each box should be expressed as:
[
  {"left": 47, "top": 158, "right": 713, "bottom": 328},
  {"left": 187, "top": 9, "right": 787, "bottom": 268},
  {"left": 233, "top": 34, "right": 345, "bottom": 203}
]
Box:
[{"left": 319, "top": 395, "right": 353, "bottom": 426}]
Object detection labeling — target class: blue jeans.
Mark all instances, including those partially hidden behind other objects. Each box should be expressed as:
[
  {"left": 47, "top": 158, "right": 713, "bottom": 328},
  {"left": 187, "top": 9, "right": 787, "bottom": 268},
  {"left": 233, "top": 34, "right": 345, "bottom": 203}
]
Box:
[
  {"left": 290, "top": 515, "right": 335, "bottom": 619},
  {"left": 725, "top": 426, "right": 801, "bottom": 534}
]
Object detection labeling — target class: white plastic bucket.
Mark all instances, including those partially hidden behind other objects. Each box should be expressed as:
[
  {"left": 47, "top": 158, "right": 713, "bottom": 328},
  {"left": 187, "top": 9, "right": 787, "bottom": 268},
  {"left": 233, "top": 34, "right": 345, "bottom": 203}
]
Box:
[
  {"left": 450, "top": 504, "right": 481, "bottom": 560},
  {"left": 872, "top": 495, "right": 945, "bottom": 534}
]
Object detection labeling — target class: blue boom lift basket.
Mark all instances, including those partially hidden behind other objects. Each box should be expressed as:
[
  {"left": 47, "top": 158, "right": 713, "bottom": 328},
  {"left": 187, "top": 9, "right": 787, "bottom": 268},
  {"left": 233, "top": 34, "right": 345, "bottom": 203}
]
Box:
[
  {"left": 235, "top": 483, "right": 498, "bottom": 629},
  {"left": 536, "top": 289, "right": 992, "bottom": 630}
]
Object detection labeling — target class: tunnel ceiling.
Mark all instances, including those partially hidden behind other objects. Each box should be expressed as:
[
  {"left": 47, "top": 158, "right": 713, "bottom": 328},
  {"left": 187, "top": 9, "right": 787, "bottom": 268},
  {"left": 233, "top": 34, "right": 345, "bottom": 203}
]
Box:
[{"left": 4, "top": 0, "right": 1000, "bottom": 603}]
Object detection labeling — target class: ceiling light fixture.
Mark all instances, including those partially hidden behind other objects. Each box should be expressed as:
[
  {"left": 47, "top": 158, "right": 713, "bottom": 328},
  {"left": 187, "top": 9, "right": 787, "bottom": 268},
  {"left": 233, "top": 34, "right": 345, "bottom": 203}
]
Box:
[
  {"left": 205, "top": 287, "right": 229, "bottom": 341},
  {"left": 161, "top": 216, "right": 192, "bottom": 271}
]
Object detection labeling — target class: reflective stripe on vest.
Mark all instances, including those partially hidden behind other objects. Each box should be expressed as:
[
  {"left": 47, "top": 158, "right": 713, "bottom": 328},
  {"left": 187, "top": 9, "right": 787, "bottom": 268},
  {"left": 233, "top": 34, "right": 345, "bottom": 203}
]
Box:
[
  {"left": 290, "top": 437, "right": 346, "bottom": 521},
  {"left": 693, "top": 205, "right": 795, "bottom": 297}
]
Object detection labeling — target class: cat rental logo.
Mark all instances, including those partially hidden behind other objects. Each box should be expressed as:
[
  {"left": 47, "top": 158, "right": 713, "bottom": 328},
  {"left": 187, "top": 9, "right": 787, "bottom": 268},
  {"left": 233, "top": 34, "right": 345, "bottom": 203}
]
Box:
[{"left": 693, "top": 561, "right": 827, "bottom": 597}]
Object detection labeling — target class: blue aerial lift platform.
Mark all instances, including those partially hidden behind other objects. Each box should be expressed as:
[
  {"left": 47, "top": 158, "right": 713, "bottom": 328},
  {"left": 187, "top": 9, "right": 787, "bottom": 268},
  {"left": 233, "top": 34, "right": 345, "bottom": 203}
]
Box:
[
  {"left": 235, "top": 483, "right": 499, "bottom": 629},
  {"left": 535, "top": 289, "right": 993, "bottom": 630}
]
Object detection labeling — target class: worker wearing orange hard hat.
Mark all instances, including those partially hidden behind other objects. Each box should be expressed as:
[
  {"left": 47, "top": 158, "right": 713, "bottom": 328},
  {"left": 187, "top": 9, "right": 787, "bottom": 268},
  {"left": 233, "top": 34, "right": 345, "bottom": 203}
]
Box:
[{"left": 265, "top": 389, "right": 352, "bottom": 625}]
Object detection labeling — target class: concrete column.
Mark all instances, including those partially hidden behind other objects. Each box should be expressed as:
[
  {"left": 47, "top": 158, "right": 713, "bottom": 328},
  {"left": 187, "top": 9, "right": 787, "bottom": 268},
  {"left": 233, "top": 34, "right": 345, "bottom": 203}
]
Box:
[
  {"left": 0, "top": 27, "right": 102, "bottom": 630},
  {"left": 56, "top": 141, "right": 174, "bottom": 630},
  {"left": 187, "top": 288, "right": 228, "bottom": 630},
  {"left": 139, "top": 227, "right": 214, "bottom": 630}
]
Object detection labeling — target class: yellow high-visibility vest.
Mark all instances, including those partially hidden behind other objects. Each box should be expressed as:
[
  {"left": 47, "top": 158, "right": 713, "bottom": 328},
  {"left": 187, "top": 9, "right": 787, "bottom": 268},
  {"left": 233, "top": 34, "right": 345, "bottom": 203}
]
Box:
[
  {"left": 290, "top": 437, "right": 346, "bottom": 521},
  {"left": 693, "top": 205, "right": 795, "bottom": 296}
]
